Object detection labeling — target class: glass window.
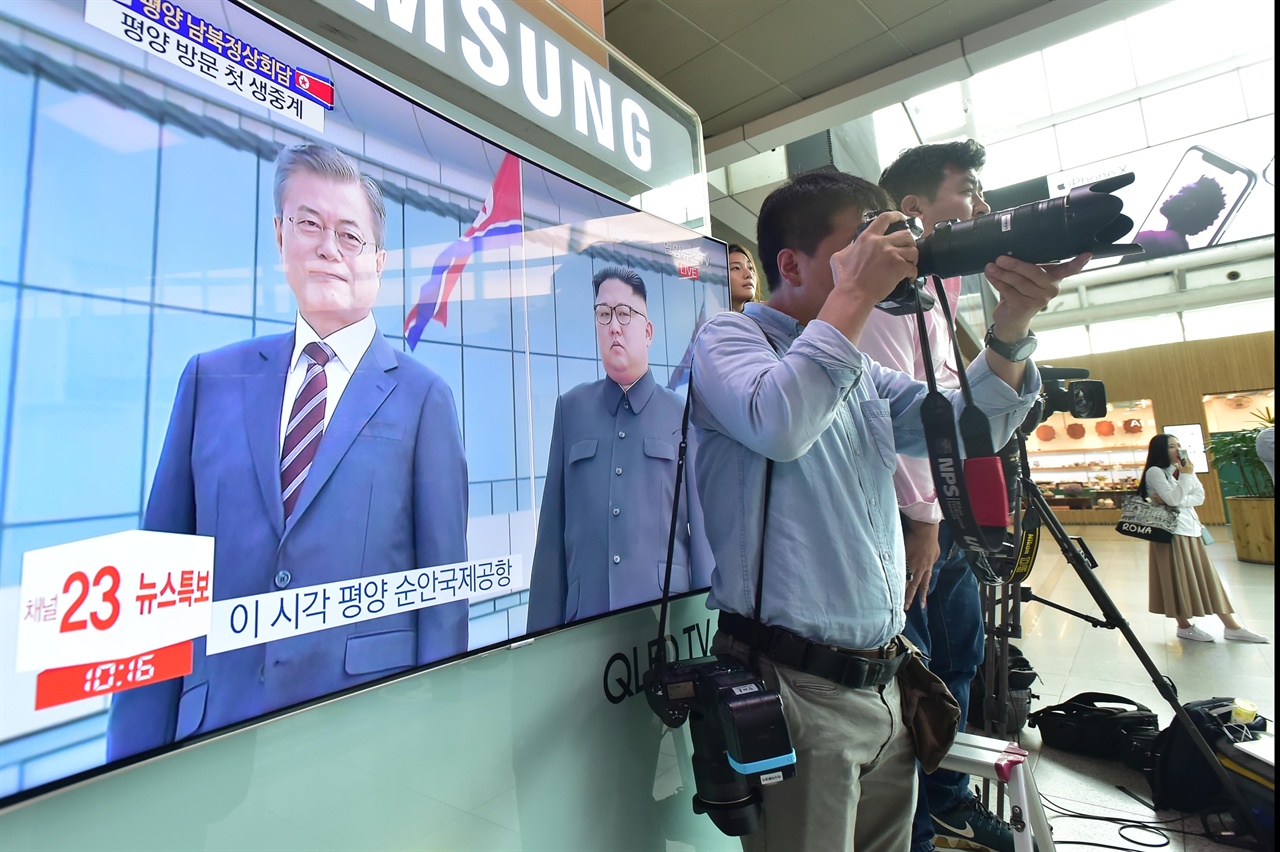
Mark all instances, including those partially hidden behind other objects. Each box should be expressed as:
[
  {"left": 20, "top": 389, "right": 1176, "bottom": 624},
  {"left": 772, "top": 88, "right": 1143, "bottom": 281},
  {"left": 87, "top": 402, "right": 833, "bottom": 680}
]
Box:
[
  {"left": 1033, "top": 326, "right": 1091, "bottom": 360},
  {"left": 143, "top": 309, "right": 254, "bottom": 500},
  {"left": 517, "top": 256, "right": 559, "bottom": 356},
  {"left": 153, "top": 125, "right": 257, "bottom": 315},
  {"left": 1126, "top": 0, "right": 1240, "bottom": 88},
  {"left": 411, "top": 341, "right": 464, "bottom": 434},
  {"left": 403, "top": 203, "right": 464, "bottom": 347},
  {"left": 970, "top": 53, "right": 1052, "bottom": 139},
  {"left": 516, "top": 353, "right": 558, "bottom": 481},
  {"left": 462, "top": 347, "right": 515, "bottom": 492},
  {"left": 0, "top": 285, "right": 14, "bottom": 517},
  {"left": 1042, "top": 22, "right": 1136, "bottom": 114},
  {"left": 1239, "top": 60, "right": 1275, "bottom": 120},
  {"left": 0, "top": 65, "right": 35, "bottom": 285},
  {"left": 254, "top": 154, "right": 293, "bottom": 325},
  {"left": 1141, "top": 73, "right": 1248, "bottom": 147},
  {"left": 1182, "top": 297, "right": 1275, "bottom": 341},
  {"left": 658, "top": 271, "right": 697, "bottom": 371},
  {"left": 371, "top": 192, "right": 406, "bottom": 341},
  {"left": 903, "top": 83, "right": 965, "bottom": 141},
  {"left": 5, "top": 292, "right": 149, "bottom": 523},
  {"left": 1088, "top": 313, "right": 1182, "bottom": 353},
  {"left": 23, "top": 80, "right": 159, "bottom": 299},
  {"left": 1054, "top": 103, "right": 1147, "bottom": 171},
  {"left": 459, "top": 252, "right": 515, "bottom": 351},
  {"left": 551, "top": 252, "right": 598, "bottom": 361},
  {"left": 981, "top": 129, "right": 1061, "bottom": 191},
  {"left": 872, "top": 105, "right": 920, "bottom": 174},
  {"left": 557, "top": 356, "right": 597, "bottom": 398}
]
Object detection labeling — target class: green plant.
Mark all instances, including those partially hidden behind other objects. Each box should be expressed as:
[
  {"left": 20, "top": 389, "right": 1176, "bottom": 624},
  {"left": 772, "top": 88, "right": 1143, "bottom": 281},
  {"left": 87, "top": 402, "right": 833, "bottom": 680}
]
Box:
[{"left": 1207, "top": 406, "right": 1275, "bottom": 498}]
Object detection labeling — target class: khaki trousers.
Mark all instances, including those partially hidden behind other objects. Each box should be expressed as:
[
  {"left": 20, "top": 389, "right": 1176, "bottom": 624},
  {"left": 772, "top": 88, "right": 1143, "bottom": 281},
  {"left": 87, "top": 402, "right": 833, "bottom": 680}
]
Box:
[{"left": 713, "top": 632, "right": 917, "bottom": 852}]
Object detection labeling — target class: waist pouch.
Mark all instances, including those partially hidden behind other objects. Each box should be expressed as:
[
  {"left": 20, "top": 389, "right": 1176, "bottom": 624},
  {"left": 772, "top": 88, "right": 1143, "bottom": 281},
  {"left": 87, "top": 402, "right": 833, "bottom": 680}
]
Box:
[{"left": 897, "top": 637, "right": 962, "bottom": 773}]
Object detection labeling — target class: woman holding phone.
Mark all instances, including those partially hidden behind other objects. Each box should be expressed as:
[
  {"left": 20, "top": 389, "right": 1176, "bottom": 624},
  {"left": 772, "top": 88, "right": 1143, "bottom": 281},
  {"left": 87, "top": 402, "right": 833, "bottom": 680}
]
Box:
[{"left": 1139, "top": 434, "right": 1268, "bottom": 643}]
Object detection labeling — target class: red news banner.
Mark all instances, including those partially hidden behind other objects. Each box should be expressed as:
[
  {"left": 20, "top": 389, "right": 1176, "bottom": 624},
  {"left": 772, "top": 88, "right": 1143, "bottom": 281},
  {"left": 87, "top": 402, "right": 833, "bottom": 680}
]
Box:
[
  {"left": 15, "top": 531, "right": 214, "bottom": 710},
  {"left": 16, "top": 531, "right": 528, "bottom": 711}
]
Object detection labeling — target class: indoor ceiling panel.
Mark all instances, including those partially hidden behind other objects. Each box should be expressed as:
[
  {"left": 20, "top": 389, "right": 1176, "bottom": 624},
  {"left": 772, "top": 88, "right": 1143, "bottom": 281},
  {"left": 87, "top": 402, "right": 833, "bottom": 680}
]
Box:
[
  {"left": 703, "top": 85, "right": 801, "bottom": 137},
  {"left": 600, "top": 0, "right": 719, "bottom": 79},
  {"left": 661, "top": 0, "right": 782, "bottom": 41},
  {"left": 725, "top": 0, "right": 888, "bottom": 82},
  {"left": 785, "top": 30, "right": 913, "bottom": 99},
  {"left": 892, "top": 0, "right": 1050, "bottom": 55},
  {"left": 660, "top": 44, "right": 778, "bottom": 121},
  {"left": 862, "top": 0, "right": 946, "bottom": 30}
]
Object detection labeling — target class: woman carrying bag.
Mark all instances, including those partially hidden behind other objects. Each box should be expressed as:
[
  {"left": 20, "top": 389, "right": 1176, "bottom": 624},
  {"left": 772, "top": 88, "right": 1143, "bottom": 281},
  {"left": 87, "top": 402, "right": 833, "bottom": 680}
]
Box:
[{"left": 1140, "top": 434, "right": 1268, "bottom": 643}]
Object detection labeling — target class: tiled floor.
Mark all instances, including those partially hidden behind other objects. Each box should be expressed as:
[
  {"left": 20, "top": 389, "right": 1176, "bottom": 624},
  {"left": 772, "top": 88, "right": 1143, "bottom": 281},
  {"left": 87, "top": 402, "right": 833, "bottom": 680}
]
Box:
[{"left": 1005, "top": 524, "right": 1274, "bottom": 851}]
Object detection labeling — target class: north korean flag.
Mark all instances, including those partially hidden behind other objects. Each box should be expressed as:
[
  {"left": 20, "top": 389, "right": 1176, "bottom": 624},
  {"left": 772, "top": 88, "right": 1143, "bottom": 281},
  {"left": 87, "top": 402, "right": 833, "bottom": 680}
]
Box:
[{"left": 293, "top": 69, "right": 335, "bottom": 110}]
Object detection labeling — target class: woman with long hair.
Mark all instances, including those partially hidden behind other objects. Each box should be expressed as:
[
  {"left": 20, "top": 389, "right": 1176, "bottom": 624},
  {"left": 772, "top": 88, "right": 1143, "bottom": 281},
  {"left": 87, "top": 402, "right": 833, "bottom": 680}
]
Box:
[
  {"left": 726, "top": 244, "right": 759, "bottom": 312},
  {"left": 1140, "top": 433, "right": 1268, "bottom": 642}
]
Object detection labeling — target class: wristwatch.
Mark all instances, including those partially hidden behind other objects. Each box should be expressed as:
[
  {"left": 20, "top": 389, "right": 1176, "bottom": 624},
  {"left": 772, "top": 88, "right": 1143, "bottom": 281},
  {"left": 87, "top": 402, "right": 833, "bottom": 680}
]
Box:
[{"left": 985, "top": 325, "right": 1038, "bottom": 362}]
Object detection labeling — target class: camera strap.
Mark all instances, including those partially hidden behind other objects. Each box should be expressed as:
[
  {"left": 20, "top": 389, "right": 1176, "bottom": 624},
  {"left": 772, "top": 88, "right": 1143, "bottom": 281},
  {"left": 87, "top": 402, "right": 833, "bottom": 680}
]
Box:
[
  {"left": 655, "top": 320, "right": 774, "bottom": 667},
  {"left": 910, "top": 277, "right": 1037, "bottom": 582},
  {"left": 911, "top": 279, "right": 1005, "bottom": 555}
]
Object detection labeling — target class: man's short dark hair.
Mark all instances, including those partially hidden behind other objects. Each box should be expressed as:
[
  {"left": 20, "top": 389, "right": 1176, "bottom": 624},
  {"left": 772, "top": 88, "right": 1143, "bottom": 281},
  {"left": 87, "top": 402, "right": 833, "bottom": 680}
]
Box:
[
  {"left": 592, "top": 265, "right": 647, "bottom": 303},
  {"left": 756, "top": 169, "right": 893, "bottom": 289},
  {"left": 878, "top": 139, "right": 987, "bottom": 210}
]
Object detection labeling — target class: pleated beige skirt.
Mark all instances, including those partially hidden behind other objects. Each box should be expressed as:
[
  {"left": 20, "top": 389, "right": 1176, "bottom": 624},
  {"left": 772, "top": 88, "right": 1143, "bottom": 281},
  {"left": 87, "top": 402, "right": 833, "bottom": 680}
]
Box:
[{"left": 1148, "top": 534, "right": 1235, "bottom": 618}]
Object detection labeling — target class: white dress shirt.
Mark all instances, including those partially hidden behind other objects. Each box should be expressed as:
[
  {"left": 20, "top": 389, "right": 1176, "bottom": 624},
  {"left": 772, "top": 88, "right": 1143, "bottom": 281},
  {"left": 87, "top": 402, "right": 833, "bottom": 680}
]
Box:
[{"left": 279, "top": 313, "right": 377, "bottom": 454}]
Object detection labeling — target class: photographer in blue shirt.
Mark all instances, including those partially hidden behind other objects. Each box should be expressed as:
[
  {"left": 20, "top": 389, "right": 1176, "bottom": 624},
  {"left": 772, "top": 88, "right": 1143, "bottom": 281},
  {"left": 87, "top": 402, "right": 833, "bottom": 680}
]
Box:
[{"left": 690, "top": 169, "right": 1087, "bottom": 851}]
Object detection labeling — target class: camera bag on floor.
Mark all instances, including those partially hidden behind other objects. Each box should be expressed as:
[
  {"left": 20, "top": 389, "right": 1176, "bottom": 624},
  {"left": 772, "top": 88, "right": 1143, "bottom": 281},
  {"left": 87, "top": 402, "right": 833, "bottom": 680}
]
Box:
[
  {"left": 1027, "top": 692, "right": 1159, "bottom": 758},
  {"left": 1145, "top": 697, "right": 1270, "bottom": 814},
  {"left": 968, "top": 647, "right": 1039, "bottom": 734}
]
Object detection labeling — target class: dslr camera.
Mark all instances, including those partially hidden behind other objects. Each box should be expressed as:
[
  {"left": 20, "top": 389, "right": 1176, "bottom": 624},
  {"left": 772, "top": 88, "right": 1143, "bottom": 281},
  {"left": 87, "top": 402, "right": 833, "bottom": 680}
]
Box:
[
  {"left": 643, "top": 657, "right": 796, "bottom": 836},
  {"left": 859, "top": 173, "right": 1143, "bottom": 315}
]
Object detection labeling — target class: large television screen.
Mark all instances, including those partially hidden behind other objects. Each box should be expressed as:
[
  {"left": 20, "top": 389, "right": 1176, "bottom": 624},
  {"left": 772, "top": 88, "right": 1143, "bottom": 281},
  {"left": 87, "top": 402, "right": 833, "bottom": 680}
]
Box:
[{"left": 0, "top": 0, "right": 726, "bottom": 804}]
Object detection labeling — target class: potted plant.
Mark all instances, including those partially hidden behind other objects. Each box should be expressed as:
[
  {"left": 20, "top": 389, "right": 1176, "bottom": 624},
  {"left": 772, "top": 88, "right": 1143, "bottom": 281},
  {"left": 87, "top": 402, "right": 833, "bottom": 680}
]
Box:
[{"left": 1206, "top": 408, "right": 1275, "bottom": 564}]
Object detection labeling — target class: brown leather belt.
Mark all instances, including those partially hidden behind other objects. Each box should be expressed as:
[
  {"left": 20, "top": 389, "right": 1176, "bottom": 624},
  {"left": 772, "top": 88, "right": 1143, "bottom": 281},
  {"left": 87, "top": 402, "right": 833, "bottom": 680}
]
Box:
[{"left": 718, "top": 611, "right": 905, "bottom": 690}]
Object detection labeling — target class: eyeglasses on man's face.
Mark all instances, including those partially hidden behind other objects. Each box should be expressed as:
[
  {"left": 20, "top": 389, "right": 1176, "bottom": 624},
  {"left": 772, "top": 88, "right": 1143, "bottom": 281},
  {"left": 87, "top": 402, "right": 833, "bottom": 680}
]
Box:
[
  {"left": 288, "top": 216, "right": 376, "bottom": 256},
  {"left": 595, "top": 303, "right": 647, "bottom": 326}
]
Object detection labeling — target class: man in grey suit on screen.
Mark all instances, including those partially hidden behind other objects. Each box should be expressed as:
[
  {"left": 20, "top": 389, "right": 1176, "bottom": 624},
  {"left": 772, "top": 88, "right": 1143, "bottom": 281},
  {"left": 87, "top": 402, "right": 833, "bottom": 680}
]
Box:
[{"left": 527, "top": 265, "right": 713, "bottom": 630}]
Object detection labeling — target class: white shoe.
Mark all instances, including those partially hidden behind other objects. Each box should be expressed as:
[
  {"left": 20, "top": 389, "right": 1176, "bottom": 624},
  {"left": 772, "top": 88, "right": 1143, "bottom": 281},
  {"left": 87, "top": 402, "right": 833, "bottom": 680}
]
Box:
[
  {"left": 1224, "top": 626, "right": 1270, "bottom": 644},
  {"left": 1177, "top": 625, "right": 1215, "bottom": 642}
]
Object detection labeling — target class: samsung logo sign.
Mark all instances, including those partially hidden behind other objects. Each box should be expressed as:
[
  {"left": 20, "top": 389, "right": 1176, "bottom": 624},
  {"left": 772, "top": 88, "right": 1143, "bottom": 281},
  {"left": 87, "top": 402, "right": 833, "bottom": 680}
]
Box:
[{"left": 346, "top": 0, "right": 694, "bottom": 183}]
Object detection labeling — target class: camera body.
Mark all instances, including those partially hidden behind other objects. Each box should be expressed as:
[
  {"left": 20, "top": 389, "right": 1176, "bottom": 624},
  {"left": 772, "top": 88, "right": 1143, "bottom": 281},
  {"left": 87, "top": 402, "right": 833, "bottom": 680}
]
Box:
[{"left": 644, "top": 656, "right": 796, "bottom": 836}]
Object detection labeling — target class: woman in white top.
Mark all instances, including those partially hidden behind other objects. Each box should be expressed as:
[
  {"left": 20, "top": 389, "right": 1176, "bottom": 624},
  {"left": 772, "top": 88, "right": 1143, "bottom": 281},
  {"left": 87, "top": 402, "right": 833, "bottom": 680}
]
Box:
[{"left": 1141, "top": 434, "right": 1268, "bottom": 643}]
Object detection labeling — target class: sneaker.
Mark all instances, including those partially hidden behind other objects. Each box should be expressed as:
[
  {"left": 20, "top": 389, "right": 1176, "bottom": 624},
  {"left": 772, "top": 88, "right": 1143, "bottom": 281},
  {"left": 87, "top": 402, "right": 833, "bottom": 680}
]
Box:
[
  {"left": 932, "top": 794, "right": 1026, "bottom": 851},
  {"left": 1177, "top": 625, "right": 1215, "bottom": 642},
  {"left": 1224, "top": 626, "right": 1270, "bottom": 643}
]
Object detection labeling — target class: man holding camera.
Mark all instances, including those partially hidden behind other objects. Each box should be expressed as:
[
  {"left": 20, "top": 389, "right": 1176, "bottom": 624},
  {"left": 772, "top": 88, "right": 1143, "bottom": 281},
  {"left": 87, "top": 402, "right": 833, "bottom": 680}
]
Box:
[
  {"left": 690, "top": 167, "right": 1086, "bottom": 851},
  {"left": 860, "top": 140, "right": 1018, "bottom": 852}
]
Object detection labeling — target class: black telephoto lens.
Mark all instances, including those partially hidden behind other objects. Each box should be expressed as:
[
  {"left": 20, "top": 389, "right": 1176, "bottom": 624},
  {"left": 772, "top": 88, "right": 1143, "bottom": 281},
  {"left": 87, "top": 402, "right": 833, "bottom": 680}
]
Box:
[
  {"left": 918, "top": 174, "right": 1143, "bottom": 278},
  {"left": 688, "top": 711, "right": 762, "bottom": 836}
]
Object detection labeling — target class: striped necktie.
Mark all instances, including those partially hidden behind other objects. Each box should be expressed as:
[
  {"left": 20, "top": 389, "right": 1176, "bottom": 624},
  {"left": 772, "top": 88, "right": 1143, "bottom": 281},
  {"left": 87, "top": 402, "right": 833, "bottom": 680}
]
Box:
[{"left": 281, "top": 341, "right": 334, "bottom": 521}]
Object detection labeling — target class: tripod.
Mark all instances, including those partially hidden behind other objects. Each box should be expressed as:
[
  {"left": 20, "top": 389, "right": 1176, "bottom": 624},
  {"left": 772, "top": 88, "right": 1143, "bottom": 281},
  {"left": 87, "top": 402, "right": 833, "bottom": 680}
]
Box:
[{"left": 990, "top": 429, "right": 1268, "bottom": 848}]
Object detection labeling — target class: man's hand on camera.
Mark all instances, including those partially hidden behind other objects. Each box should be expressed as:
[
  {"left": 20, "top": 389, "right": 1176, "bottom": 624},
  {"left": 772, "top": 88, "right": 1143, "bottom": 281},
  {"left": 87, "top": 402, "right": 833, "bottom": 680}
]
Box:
[
  {"left": 819, "top": 211, "right": 918, "bottom": 343},
  {"left": 903, "top": 518, "right": 939, "bottom": 610},
  {"left": 986, "top": 253, "right": 1091, "bottom": 341}
]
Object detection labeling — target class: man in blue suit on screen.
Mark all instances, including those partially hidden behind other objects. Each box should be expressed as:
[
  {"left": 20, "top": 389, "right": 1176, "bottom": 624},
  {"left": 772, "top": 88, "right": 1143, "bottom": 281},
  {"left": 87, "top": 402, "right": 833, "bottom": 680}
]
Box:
[{"left": 107, "top": 143, "right": 469, "bottom": 760}]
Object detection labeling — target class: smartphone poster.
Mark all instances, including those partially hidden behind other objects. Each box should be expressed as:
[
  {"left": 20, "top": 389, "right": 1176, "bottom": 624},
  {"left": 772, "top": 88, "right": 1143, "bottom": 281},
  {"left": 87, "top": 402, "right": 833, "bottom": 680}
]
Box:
[{"left": 1047, "top": 116, "right": 1274, "bottom": 269}]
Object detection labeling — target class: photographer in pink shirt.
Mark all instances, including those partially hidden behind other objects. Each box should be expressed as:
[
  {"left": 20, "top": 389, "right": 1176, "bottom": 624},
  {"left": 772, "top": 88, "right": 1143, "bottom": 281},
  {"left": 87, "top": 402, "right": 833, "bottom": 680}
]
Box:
[{"left": 860, "top": 140, "right": 1015, "bottom": 852}]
